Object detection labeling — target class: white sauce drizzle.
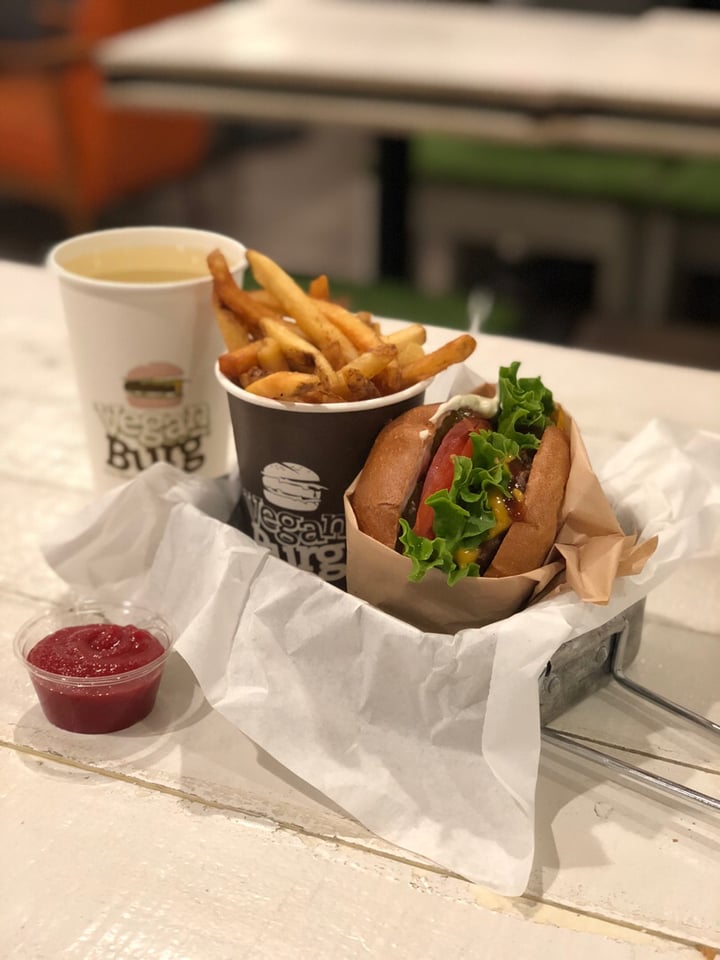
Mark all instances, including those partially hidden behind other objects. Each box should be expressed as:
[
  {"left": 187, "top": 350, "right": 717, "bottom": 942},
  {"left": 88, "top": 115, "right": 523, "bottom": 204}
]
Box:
[{"left": 429, "top": 393, "right": 499, "bottom": 423}]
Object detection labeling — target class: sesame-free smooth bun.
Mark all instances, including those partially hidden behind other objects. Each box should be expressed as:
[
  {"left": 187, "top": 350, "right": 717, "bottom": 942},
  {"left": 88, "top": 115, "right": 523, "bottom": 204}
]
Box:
[{"left": 351, "top": 362, "right": 572, "bottom": 585}]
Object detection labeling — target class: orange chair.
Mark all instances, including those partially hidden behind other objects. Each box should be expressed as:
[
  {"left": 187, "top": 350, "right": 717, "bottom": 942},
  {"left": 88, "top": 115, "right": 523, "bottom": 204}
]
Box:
[{"left": 0, "top": 0, "right": 215, "bottom": 233}]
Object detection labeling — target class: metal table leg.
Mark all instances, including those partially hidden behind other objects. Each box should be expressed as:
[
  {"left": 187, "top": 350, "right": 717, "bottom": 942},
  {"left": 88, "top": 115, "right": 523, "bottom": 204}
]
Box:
[{"left": 377, "top": 135, "right": 411, "bottom": 280}]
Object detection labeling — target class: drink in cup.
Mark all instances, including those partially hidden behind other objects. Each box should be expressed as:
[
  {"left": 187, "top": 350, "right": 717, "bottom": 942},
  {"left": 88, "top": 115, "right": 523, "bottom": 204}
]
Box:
[
  {"left": 49, "top": 226, "right": 247, "bottom": 491},
  {"left": 217, "top": 368, "right": 429, "bottom": 587}
]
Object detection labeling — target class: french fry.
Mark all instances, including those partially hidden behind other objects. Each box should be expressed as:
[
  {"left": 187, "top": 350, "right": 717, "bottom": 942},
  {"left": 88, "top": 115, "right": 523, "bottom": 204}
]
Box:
[
  {"left": 239, "top": 366, "right": 267, "bottom": 389},
  {"left": 356, "top": 310, "right": 380, "bottom": 331},
  {"left": 218, "top": 340, "right": 267, "bottom": 383},
  {"left": 260, "top": 317, "right": 320, "bottom": 373},
  {"left": 308, "top": 274, "right": 330, "bottom": 300},
  {"left": 321, "top": 340, "right": 346, "bottom": 372},
  {"left": 400, "top": 334, "right": 477, "bottom": 386},
  {"left": 213, "top": 291, "right": 251, "bottom": 351},
  {"left": 257, "top": 338, "right": 289, "bottom": 373},
  {"left": 373, "top": 359, "right": 404, "bottom": 396},
  {"left": 314, "top": 352, "right": 349, "bottom": 399},
  {"left": 245, "top": 371, "right": 321, "bottom": 401},
  {"left": 269, "top": 316, "right": 311, "bottom": 341},
  {"left": 340, "top": 367, "right": 381, "bottom": 402},
  {"left": 383, "top": 323, "right": 426, "bottom": 350},
  {"left": 218, "top": 352, "right": 240, "bottom": 383},
  {"left": 247, "top": 250, "right": 354, "bottom": 365},
  {"left": 217, "top": 247, "right": 478, "bottom": 403},
  {"left": 260, "top": 316, "right": 345, "bottom": 395},
  {"left": 208, "top": 249, "right": 282, "bottom": 334},
  {"left": 297, "top": 384, "right": 347, "bottom": 404},
  {"left": 338, "top": 343, "right": 397, "bottom": 383},
  {"left": 247, "top": 288, "right": 282, "bottom": 310},
  {"left": 397, "top": 341, "right": 426, "bottom": 368},
  {"left": 315, "top": 300, "right": 381, "bottom": 353}
]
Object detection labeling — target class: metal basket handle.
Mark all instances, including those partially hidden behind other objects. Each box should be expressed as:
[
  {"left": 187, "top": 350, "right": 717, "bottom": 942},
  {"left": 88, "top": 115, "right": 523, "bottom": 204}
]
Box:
[{"left": 542, "top": 621, "right": 720, "bottom": 812}]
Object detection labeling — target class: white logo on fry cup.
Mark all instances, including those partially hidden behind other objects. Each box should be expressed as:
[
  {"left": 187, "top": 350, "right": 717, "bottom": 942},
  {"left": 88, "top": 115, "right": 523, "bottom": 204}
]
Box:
[{"left": 261, "top": 462, "right": 326, "bottom": 513}]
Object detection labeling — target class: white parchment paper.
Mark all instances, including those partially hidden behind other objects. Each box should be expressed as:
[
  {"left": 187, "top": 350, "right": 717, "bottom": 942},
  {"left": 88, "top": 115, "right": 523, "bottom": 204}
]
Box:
[{"left": 42, "top": 419, "right": 720, "bottom": 895}]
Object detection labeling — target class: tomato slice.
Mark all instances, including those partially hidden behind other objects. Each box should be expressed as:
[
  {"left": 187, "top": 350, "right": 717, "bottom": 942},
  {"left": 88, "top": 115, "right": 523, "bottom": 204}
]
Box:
[{"left": 413, "top": 416, "right": 490, "bottom": 539}]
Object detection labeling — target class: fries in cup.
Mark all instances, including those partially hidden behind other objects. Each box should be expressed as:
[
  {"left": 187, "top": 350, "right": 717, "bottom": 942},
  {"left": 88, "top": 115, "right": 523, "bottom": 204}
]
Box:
[{"left": 209, "top": 248, "right": 477, "bottom": 404}]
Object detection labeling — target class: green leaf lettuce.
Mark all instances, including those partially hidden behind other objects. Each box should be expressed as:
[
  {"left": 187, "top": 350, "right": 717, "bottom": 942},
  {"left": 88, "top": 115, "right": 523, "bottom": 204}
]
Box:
[{"left": 398, "top": 361, "right": 555, "bottom": 584}]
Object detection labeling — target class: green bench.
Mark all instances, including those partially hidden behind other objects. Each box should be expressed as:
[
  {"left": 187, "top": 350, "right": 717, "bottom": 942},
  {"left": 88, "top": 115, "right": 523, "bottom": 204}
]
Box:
[
  {"left": 410, "top": 135, "right": 720, "bottom": 327},
  {"left": 412, "top": 137, "right": 720, "bottom": 216}
]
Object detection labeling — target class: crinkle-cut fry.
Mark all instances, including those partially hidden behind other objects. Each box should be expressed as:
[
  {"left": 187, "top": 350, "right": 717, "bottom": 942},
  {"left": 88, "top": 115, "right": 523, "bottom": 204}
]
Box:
[
  {"left": 383, "top": 323, "right": 426, "bottom": 350},
  {"left": 260, "top": 316, "right": 320, "bottom": 373},
  {"left": 400, "top": 334, "right": 477, "bottom": 386},
  {"left": 247, "top": 250, "right": 352, "bottom": 363},
  {"left": 245, "top": 371, "right": 321, "bottom": 400},
  {"left": 208, "top": 249, "right": 282, "bottom": 334},
  {"left": 308, "top": 273, "right": 330, "bottom": 300},
  {"left": 338, "top": 343, "right": 397, "bottom": 382},
  {"left": 212, "top": 291, "right": 251, "bottom": 351},
  {"left": 315, "top": 300, "right": 381, "bottom": 353},
  {"left": 257, "top": 338, "right": 289, "bottom": 373}
]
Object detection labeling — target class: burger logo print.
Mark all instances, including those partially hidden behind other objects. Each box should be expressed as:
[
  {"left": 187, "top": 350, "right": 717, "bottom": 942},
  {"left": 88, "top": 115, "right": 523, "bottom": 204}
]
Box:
[
  {"left": 261, "top": 462, "right": 325, "bottom": 513},
  {"left": 244, "top": 462, "right": 344, "bottom": 583},
  {"left": 123, "top": 361, "right": 185, "bottom": 408},
  {"left": 92, "top": 360, "right": 211, "bottom": 476}
]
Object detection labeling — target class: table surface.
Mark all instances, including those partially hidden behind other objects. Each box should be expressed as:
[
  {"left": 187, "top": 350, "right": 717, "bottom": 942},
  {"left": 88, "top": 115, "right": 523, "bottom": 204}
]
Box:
[
  {"left": 97, "top": 0, "right": 720, "bottom": 157},
  {"left": 2, "top": 258, "right": 720, "bottom": 959}
]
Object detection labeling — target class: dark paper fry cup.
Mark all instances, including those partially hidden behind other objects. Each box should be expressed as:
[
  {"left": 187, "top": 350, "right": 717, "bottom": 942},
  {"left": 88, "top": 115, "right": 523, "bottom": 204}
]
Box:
[{"left": 217, "top": 365, "right": 430, "bottom": 586}]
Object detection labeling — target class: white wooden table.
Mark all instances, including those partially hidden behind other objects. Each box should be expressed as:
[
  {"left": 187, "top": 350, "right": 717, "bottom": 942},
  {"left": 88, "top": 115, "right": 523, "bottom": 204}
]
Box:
[
  {"left": 96, "top": 0, "right": 720, "bottom": 280},
  {"left": 2, "top": 258, "right": 720, "bottom": 959},
  {"left": 98, "top": 1, "right": 720, "bottom": 147}
]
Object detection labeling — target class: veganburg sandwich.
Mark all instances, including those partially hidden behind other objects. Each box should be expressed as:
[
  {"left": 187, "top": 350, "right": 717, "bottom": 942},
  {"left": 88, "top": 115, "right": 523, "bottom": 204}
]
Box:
[{"left": 352, "top": 362, "right": 570, "bottom": 584}]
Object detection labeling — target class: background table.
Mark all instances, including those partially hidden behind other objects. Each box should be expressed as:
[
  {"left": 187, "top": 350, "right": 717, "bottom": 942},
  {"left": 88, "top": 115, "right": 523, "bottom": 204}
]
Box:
[
  {"left": 96, "top": 0, "right": 720, "bottom": 278},
  {"left": 1, "top": 258, "right": 720, "bottom": 958}
]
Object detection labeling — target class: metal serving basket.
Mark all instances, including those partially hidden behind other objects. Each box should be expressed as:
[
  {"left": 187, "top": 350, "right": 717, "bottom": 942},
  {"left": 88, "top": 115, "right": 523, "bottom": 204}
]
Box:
[{"left": 538, "top": 599, "right": 720, "bottom": 812}]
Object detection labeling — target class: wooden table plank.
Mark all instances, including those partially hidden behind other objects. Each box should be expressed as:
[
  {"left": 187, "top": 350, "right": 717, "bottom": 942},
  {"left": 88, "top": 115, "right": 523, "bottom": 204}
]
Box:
[{"left": 0, "top": 749, "right": 711, "bottom": 960}]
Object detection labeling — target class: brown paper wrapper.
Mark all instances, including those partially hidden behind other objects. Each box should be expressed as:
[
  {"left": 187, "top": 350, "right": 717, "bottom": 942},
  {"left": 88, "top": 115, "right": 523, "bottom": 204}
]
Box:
[{"left": 344, "top": 414, "right": 656, "bottom": 633}]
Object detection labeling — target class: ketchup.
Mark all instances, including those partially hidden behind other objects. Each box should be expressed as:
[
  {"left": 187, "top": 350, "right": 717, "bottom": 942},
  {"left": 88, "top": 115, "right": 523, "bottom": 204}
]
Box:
[{"left": 27, "top": 622, "right": 167, "bottom": 734}]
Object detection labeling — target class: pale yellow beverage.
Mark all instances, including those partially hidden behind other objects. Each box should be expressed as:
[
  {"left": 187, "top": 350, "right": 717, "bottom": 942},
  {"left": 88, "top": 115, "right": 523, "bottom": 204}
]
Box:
[
  {"left": 49, "top": 225, "right": 246, "bottom": 491},
  {"left": 63, "top": 244, "right": 211, "bottom": 283}
]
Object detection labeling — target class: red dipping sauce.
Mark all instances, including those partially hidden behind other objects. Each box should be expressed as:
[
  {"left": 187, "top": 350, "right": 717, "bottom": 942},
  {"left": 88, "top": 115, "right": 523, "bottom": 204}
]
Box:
[{"left": 16, "top": 604, "right": 174, "bottom": 734}]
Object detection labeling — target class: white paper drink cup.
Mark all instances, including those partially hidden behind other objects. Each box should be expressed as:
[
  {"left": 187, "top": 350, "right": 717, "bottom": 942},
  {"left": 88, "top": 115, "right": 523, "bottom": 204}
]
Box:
[{"left": 49, "top": 226, "right": 246, "bottom": 491}]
